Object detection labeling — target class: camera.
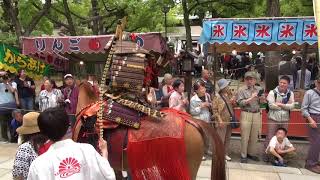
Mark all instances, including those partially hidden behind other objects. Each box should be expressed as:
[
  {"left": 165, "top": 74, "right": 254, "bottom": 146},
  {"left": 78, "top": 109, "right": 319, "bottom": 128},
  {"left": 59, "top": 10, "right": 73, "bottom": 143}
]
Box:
[{"left": 257, "top": 89, "right": 264, "bottom": 97}]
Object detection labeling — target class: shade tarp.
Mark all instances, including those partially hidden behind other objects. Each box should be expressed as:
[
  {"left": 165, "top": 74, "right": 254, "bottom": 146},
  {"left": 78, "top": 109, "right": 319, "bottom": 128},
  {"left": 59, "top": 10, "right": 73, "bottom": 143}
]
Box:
[
  {"left": 199, "top": 17, "right": 317, "bottom": 46},
  {"left": 22, "top": 32, "right": 167, "bottom": 55}
]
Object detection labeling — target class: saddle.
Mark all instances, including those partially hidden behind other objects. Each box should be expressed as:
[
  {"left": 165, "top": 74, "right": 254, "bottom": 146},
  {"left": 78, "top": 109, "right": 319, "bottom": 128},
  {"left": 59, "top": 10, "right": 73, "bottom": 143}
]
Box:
[
  {"left": 74, "top": 105, "right": 191, "bottom": 170},
  {"left": 74, "top": 101, "right": 140, "bottom": 168}
]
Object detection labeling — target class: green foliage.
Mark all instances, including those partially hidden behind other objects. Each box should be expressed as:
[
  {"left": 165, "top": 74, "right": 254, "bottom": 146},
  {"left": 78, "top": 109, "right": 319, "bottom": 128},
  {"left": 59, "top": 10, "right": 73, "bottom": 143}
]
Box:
[
  {"left": 0, "top": 0, "right": 316, "bottom": 47},
  {"left": 18, "top": 0, "right": 54, "bottom": 35},
  {"left": 280, "top": 0, "right": 314, "bottom": 16}
]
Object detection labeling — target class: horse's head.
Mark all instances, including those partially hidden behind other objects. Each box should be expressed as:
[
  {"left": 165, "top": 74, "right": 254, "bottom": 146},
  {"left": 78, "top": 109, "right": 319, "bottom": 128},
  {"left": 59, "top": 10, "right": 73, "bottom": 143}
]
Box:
[{"left": 76, "top": 81, "right": 99, "bottom": 114}]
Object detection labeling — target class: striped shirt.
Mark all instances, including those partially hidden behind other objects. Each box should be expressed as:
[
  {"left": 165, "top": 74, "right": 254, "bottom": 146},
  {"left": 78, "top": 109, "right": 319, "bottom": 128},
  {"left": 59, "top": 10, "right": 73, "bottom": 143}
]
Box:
[{"left": 301, "top": 88, "right": 320, "bottom": 118}]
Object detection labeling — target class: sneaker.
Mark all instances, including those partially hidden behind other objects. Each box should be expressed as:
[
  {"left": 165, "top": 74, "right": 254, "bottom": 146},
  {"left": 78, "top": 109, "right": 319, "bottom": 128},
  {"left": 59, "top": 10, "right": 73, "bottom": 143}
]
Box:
[
  {"left": 247, "top": 154, "right": 260, "bottom": 161},
  {"left": 240, "top": 157, "right": 248, "bottom": 163},
  {"left": 225, "top": 155, "right": 232, "bottom": 161},
  {"left": 262, "top": 154, "right": 269, "bottom": 162},
  {"left": 202, "top": 156, "right": 207, "bottom": 161},
  {"left": 273, "top": 160, "right": 287, "bottom": 167}
]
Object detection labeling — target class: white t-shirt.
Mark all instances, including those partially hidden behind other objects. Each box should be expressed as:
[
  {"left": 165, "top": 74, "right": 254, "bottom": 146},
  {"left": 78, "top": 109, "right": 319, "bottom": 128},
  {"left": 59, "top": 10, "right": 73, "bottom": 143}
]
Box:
[
  {"left": 27, "top": 139, "right": 115, "bottom": 180},
  {"left": 266, "top": 136, "right": 293, "bottom": 152}
]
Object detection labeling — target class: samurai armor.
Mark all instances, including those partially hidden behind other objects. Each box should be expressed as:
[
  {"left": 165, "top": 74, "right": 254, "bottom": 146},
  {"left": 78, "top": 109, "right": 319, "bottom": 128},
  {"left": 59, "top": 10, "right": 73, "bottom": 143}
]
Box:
[
  {"left": 110, "top": 40, "right": 149, "bottom": 93},
  {"left": 103, "top": 101, "right": 141, "bottom": 129}
]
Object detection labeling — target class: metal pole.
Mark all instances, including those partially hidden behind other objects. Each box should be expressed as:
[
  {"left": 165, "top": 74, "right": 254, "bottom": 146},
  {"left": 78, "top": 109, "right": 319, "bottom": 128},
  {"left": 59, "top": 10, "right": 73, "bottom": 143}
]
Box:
[
  {"left": 165, "top": 12, "right": 168, "bottom": 39},
  {"left": 313, "top": 0, "right": 320, "bottom": 64},
  {"left": 213, "top": 43, "right": 217, "bottom": 94},
  {"left": 300, "top": 43, "right": 309, "bottom": 89}
]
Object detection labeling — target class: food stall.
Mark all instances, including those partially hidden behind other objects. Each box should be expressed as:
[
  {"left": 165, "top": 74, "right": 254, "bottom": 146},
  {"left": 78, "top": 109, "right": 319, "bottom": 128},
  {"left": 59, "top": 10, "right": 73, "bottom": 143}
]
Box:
[
  {"left": 21, "top": 32, "right": 168, "bottom": 76},
  {"left": 199, "top": 17, "right": 318, "bottom": 138}
]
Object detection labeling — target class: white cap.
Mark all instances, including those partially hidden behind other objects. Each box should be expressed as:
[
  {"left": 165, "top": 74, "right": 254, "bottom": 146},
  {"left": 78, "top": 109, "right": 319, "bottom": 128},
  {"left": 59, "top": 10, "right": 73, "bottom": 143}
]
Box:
[{"left": 64, "top": 74, "right": 73, "bottom": 79}]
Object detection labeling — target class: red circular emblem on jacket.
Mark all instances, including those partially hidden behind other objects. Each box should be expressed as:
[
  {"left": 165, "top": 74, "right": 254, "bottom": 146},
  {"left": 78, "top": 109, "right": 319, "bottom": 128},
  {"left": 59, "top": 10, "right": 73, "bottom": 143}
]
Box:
[
  {"left": 88, "top": 38, "right": 101, "bottom": 51},
  {"left": 57, "top": 157, "right": 81, "bottom": 178}
]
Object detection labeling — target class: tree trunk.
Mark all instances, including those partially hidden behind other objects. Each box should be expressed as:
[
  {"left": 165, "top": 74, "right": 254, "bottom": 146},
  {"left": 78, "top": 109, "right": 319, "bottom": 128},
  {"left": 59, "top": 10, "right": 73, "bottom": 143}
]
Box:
[
  {"left": 91, "top": 0, "right": 99, "bottom": 35},
  {"left": 266, "top": 0, "right": 280, "bottom": 17},
  {"left": 265, "top": 0, "right": 280, "bottom": 91},
  {"left": 24, "top": 0, "right": 52, "bottom": 36},
  {"left": 300, "top": 44, "right": 309, "bottom": 89},
  {"left": 63, "top": 0, "right": 77, "bottom": 36},
  {"left": 181, "top": 0, "right": 192, "bottom": 51},
  {"left": 3, "top": 0, "right": 23, "bottom": 44}
]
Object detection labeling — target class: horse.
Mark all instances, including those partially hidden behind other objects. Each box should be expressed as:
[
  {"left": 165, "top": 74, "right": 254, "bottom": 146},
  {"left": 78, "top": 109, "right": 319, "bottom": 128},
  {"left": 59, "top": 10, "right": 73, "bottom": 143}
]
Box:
[{"left": 72, "top": 82, "right": 226, "bottom": 180}]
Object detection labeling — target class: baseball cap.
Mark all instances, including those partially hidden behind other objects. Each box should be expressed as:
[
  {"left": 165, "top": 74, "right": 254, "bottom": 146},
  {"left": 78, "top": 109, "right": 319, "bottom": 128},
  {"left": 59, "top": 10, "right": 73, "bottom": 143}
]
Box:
[
  {"left": 64, "top": 74, "right": 73, "bottom": 79},
  {"left": 244, "top": 71, "right": 257, "bottom": 79}
]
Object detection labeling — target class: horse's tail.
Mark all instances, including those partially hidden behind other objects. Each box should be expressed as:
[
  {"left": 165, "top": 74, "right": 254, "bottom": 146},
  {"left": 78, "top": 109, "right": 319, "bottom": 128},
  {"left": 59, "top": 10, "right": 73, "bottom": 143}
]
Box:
[{"left": 187, "top": 119, "right": 226, "bottom": 180}]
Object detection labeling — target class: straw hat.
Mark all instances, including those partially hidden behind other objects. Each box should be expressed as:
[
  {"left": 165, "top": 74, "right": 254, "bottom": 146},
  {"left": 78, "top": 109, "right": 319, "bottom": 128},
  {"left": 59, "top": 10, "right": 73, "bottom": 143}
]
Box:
[
  {"left": 163, "top": 73, "right": 173, "bottom": 83},
  {"left": 16, "top": 112, "right": 40, "bottom": 135}
]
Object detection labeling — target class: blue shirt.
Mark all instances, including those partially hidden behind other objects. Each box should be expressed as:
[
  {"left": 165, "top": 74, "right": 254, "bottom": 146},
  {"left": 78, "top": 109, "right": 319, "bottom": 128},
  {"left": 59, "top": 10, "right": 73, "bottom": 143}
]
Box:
[
  {"left": 10, "top": 119, "right": 22, "bottom": 138},
  {"left": 301, "top": 88, "right": 320, "bottom": 117}
]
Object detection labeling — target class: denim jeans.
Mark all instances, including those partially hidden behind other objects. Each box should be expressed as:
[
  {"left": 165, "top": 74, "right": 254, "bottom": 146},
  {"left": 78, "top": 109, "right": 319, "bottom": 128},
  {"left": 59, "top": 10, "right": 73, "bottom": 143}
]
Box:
[
  {"left": 20, "top": 97, "right": 34, "bottom": 110},
  {"left": 0, "top": 102, "right": 16, "bottom": 140}
]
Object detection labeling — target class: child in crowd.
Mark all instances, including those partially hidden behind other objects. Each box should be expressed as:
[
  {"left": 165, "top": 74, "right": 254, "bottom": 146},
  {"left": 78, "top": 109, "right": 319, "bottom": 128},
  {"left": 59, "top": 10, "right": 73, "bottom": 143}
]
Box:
[{"left": 265, "top": 128, "right": 296, "bottom": 167}]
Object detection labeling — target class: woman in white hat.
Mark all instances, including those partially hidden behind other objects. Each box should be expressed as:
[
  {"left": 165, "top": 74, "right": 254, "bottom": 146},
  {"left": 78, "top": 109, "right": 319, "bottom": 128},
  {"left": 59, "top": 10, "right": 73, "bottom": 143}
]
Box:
[
  {"left": 12, "top": 112, "right": 48, "bottom": 180},
  {"left": 212, "top": 79, "right": 236, "bottom": 161}
]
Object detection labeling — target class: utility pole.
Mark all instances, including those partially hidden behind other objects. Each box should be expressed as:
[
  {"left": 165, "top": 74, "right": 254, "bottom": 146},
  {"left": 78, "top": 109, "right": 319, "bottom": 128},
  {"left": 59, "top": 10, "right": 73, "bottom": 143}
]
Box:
[{"left": 162, "top": 5, "right": 170, "bottom": 40}]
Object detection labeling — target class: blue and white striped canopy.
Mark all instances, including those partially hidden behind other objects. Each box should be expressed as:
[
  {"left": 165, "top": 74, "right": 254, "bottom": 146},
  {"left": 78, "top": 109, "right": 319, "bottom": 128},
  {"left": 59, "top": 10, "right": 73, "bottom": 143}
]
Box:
[{"left": 199, "top": 17, "right": 317, "bottom": 45}]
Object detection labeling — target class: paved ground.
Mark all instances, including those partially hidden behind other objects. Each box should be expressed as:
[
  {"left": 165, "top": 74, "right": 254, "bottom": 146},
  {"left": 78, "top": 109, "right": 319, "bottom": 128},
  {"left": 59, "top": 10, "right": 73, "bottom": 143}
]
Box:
[{"left": 1, "top": 140, "right": 320, "bottom": 180}]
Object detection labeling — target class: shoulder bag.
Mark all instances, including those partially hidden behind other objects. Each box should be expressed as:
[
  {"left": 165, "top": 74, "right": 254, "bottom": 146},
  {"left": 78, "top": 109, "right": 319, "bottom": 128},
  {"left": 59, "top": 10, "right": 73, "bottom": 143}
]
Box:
[{"left": 220, "top": 93, "right": 240, "bottom": 129}]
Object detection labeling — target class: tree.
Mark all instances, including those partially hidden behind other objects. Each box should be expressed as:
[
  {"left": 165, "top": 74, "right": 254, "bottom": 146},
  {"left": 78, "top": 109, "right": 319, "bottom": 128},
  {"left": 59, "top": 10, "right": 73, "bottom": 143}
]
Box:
[
  {"left": 181, "top": 0, "right": 192, "bottom": 50},
  {"left": 265, "top": 0, "right": 280, "bottom": 91},
  {"left": 179, "top": 0, "right": 255, "bottom": 50},
  {"left": 2, "top": 0, "right": 53, "bottom": 45},
  {"left": 267, "top": 0, "right": 280, "bottom": 16}
]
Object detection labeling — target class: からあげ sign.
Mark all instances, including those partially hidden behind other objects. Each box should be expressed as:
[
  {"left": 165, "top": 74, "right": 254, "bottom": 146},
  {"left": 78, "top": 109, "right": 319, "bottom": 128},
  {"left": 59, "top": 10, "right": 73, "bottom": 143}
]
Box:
[{"left": 0, "top": 43, "right": 50, "bottom": 79}]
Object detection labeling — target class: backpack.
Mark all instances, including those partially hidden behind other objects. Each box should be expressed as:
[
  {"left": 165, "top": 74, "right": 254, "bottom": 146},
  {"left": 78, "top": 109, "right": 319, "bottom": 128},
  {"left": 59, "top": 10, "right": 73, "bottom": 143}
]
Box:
[{"left": 266, "top": 90, "right": 291, "bottom": 113}]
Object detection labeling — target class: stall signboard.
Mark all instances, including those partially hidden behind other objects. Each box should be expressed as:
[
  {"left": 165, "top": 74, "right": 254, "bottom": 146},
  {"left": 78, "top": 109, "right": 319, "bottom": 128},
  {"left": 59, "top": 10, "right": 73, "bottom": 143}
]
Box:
[
  {"left": 0, "top": 43, "right": 50, "bottom": 79},
  {"left": 199, "top": 17, "right": 317, "bottom": 45},
  {"left": 31, "top": 53, "right": 69, "bottom": 72},
  {"left": 22, "top": 33, "right": 167, "bottom": 55}
]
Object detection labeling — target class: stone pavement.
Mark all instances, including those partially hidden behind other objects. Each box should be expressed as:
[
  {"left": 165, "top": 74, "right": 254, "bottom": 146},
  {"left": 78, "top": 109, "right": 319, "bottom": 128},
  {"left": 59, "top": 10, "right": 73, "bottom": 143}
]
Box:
[
  {"left": 198, "top": 160, "right": 320, "bottom": 180},
  {"left": 0, "top": 142, "right": 320, "bottom": 180}
]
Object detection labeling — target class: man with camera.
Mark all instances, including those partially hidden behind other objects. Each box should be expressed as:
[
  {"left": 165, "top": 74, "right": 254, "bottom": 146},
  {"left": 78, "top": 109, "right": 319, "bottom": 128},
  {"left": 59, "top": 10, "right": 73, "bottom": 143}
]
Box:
[
  {"left": 237, "top": 71, "right": 266, "bottom": 163},
  {"left": 0, "top": 71, "right": 17, "bottom": 141},
  {"left": 14, "top": 69, "right": 35, "bottom": 110}
]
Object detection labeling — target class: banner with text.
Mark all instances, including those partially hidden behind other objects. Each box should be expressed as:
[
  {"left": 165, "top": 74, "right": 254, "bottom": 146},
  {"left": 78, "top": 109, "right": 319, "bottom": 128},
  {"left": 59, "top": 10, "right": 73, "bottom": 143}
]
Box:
[
  {"left": 199, "top": 17, "right": 317, "bottom": 45},
  {"left": 0, "top": 43, "right": 50, "bottom": 79}
]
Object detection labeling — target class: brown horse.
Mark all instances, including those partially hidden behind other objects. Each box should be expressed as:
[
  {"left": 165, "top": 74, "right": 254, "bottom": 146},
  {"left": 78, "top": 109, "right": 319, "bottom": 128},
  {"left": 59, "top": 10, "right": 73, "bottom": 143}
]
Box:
[{"left": 73, "top": 82, "right": 226, "bottom": 180}]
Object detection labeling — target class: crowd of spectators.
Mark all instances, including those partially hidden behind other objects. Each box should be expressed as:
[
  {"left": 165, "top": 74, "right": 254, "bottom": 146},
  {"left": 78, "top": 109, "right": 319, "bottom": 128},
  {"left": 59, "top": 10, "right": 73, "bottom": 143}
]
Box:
[{"left": 0, "top": 62, "right": 319, "bottom": 179}]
